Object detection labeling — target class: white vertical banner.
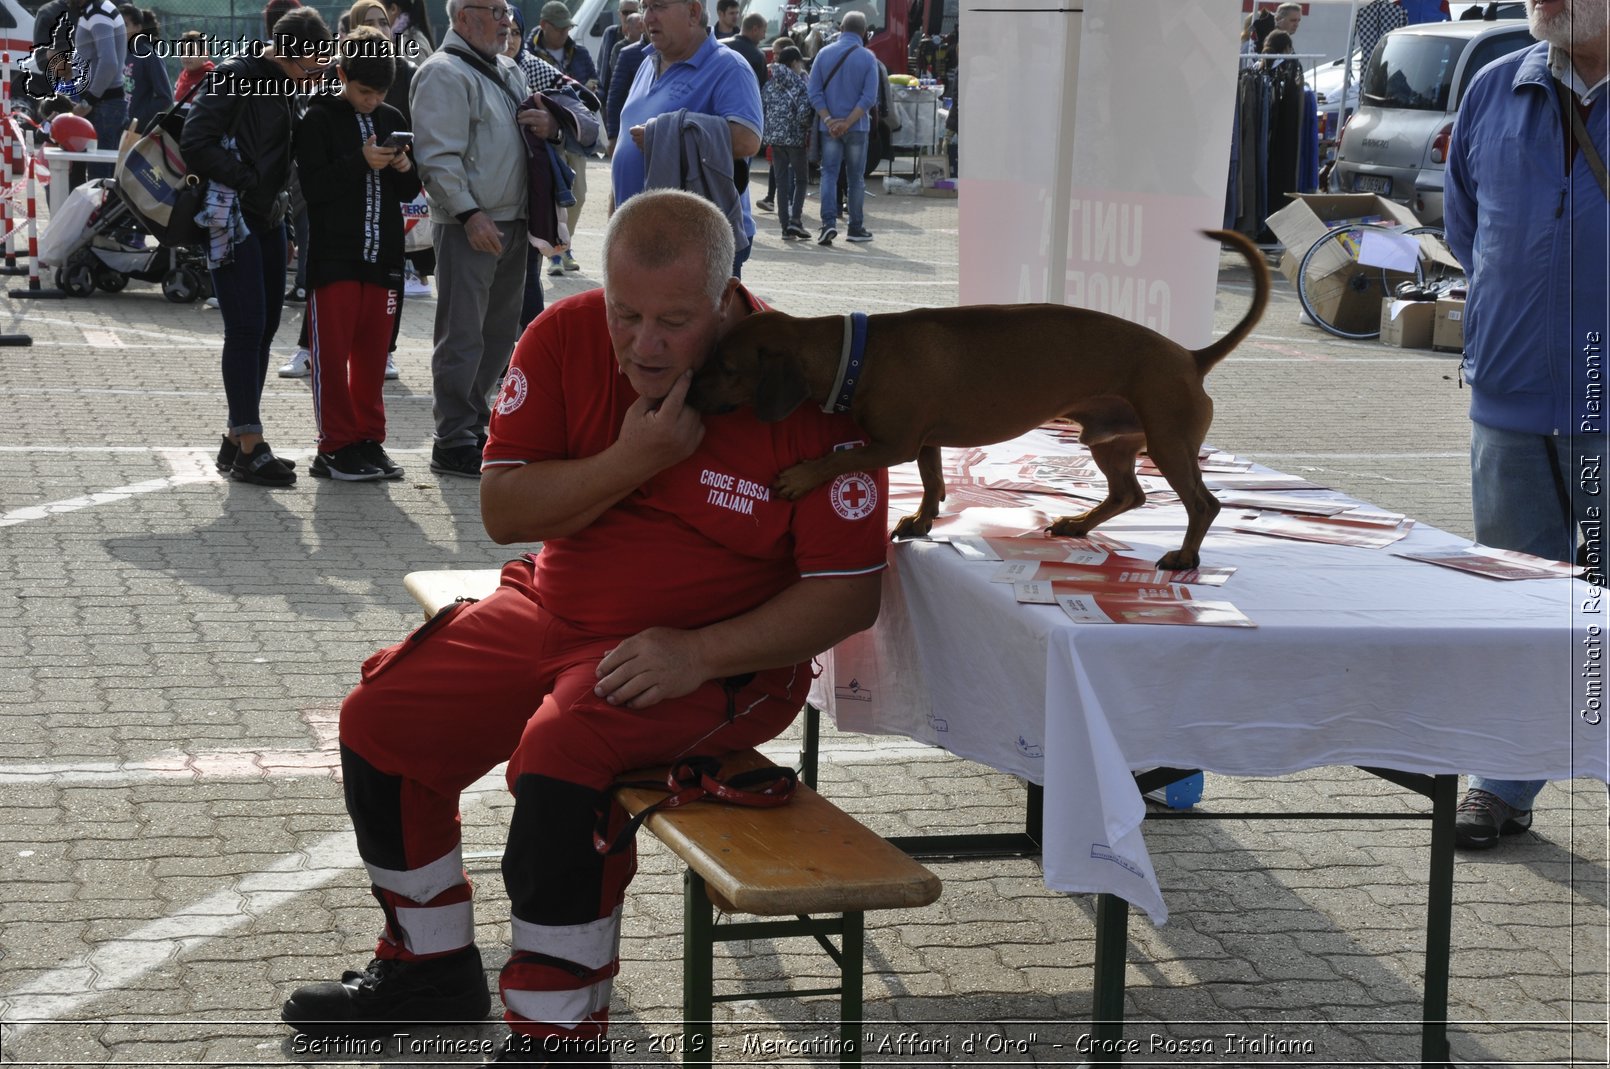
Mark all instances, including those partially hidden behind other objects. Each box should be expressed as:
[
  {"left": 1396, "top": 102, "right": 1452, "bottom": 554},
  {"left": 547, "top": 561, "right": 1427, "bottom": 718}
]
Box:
[{"left": 960, "top": 0, "right": 1241, "bottom": 349}]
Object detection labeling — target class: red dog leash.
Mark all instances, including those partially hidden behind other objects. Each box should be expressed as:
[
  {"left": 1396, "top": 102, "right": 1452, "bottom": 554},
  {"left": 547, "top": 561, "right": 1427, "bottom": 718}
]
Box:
[{"left": 594, "top": 755, "right": 797, "bottom": 856}]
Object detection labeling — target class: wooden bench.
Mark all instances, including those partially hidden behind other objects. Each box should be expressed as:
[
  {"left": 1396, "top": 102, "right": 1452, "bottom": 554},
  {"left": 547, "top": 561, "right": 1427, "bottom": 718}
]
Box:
[{"left": 403, "top": 570, "right": 943, "bottom": 1067}]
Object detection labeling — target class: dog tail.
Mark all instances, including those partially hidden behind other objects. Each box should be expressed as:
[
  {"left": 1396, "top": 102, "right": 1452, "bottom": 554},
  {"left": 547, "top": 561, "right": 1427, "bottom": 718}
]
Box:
[{"left": 1190, "top": 228, "right": 1270, "bottom": 376}]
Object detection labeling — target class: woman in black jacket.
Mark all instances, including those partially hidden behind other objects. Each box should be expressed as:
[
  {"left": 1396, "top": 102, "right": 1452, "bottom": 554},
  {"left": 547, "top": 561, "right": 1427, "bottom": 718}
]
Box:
[{"left": 180, "top": 7, "right": 332, "bottom": 486}]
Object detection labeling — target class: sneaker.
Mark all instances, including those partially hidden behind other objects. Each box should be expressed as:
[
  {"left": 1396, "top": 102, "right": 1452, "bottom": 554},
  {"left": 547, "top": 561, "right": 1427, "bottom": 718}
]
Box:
[
  {"left": 310, "top": 443, "right": 385, "bottom": 482},
  {"left": 430, "top": 442, "right": 483, "bottom": 479},
  {"left": 278, "top": 348, "right": 311, "bottom": 378},
  {"left": 846, "top": 227, "right": 874, "bottom": 243},
  {"left": 402, "top": 266, "right": 432, "bottom": 298},
  {"left": 284, "top": 284, "right": 307, "bottom": 303},
  {"left": 548, "top": 256, "right": 565, "bottom": 277},
  {"left": 817, "top": 225, "right": 837, "bottom": 246},
  {"left": 1454, "top": 788, "right": 1533, "bottom": 849},
  {"left": 786, "top": 224, "right": 812, "bottom": 240},
  {"left": 755, "top": 198, "right": 775, "bottom": 212},
  {"left": 359, "top": 440, "right": 404, "bottom": 479},
  {"left": 216, "top": 435, "right": 294, "bottom": 473},
  {"left": 562, "top": 252, "right": 580, "bottom": 273},
  {"left": 281, "top": 945, "right": 490, "bottom": 1038},
  {"left": 385, "top": 354, "right": 400, "bottom": 381},
  {"left": 229, "top": 442, "right": 296, "bottom": 487}
]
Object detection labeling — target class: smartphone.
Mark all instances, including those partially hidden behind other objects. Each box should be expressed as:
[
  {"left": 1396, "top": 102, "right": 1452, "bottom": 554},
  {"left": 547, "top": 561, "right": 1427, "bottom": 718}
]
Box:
[{"left": 381, "top": 131, "right": 414, "bottom": 150}]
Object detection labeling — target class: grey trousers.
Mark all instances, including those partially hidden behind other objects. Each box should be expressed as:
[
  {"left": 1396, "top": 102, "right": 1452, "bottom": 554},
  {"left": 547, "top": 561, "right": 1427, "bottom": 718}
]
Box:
[{"left": 431, "top": 219, "right": 528, "bottom": 448}]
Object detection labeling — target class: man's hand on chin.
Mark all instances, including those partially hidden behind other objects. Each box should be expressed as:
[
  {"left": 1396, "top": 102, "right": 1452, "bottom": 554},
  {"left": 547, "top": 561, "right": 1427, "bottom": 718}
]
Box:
[{"left": 615, "top": 369, "right": 705, "bottom": 470}]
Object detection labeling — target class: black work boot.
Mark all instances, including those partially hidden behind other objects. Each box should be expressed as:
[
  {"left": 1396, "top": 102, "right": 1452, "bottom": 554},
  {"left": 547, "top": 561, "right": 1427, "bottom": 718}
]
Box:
[{"left": 281, "top": 944, "right": 491, "bottom": 1037}]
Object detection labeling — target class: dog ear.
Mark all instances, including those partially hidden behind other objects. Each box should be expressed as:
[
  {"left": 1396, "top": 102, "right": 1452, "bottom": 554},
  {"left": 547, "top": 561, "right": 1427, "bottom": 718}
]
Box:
[{"left": 754, "top": 351, "right": 809, "bottom": 422}]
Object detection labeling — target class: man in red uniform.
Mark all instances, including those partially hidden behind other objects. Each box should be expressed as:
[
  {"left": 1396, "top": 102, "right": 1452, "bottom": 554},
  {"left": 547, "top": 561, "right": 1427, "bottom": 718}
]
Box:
[{"left": 280, "top": 189, "right": 888, "bottom": 1064}]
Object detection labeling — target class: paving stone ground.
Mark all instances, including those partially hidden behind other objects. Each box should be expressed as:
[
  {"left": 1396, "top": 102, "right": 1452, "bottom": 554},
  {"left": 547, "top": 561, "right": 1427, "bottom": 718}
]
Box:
[{"left": 0, "top": 161, "right": 1605, "bottom": 1068}]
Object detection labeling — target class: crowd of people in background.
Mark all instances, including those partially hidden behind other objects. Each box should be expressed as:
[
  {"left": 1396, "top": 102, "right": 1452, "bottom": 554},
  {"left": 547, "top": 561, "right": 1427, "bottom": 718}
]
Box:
[{"left": 27, "top": 0, "right": 913, "bottom": 488}]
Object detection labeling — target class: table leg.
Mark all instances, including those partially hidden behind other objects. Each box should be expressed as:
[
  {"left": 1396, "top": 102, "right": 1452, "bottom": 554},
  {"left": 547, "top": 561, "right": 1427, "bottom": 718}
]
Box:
[
  {"left": 1420, "top": 774, "right": 1456, "bottom": 1066},
  {"left": 1090, "top": 893, "right": 1130, "bottom": 1063},
  {"left": 683, "top": 871, "right": 715, "bottom": 1068}
]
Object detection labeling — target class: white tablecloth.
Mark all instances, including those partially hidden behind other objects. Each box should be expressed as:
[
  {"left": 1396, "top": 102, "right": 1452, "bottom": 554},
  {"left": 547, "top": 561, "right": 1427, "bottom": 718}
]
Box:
[{"left": 809, "top": 429, "right": 1608, "bottom": 923}]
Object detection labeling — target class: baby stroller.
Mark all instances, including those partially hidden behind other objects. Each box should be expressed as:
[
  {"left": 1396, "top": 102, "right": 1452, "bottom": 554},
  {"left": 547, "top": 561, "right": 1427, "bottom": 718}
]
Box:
[{"left": 48, "top": 178, "right": 213, "bottom": 303}]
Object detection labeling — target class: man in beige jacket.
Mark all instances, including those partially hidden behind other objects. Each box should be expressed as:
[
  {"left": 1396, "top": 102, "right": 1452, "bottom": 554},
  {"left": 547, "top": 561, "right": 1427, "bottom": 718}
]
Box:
[{"left": 411, "top": 0, "right": 557, "bottom": 478}]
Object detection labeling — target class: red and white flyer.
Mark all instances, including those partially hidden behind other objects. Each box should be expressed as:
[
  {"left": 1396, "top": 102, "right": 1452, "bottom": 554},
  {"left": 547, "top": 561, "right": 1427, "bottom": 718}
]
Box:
[
  {"left": 1015, "top": 579, "right": 1191, "bottom": 603},
  {"left": 944, "top": 531, "right": 1133, "bottom": 562},
  {"left": 991, "top": 558, "right": 1236, "bottom": 588},
  {"left": 1229, "top": 509, "right": 1414, "bottom": 549},
  {"left": 1055, "top": 594, "right": 1257, "bottom": 628},
  {"left": 1394, "top": 545, "right": 1583, "bottom": 581}
]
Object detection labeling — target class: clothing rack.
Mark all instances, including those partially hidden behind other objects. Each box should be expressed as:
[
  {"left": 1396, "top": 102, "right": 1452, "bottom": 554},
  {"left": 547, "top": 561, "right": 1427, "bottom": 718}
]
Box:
[{"left": 1225, "top": 60, "right": 1321, "bottom": 242}]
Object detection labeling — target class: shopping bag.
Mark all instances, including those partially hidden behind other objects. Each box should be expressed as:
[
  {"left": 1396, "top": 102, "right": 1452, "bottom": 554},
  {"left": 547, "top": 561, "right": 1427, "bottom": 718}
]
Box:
[
  {"left": 402, "top": 191, "right": 433, "bottom": 253},
  {"left": 37, "top": 180, "right": 104, "bottom": 266},
  {"left": 114, "top": 111, "right": 208, "bottom": 248}
]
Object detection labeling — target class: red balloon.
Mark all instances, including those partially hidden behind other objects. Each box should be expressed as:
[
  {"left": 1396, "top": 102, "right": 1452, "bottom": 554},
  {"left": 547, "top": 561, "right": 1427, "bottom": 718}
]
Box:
[{"left": 49, "top": 113, "right": 97, "bottom": 152}]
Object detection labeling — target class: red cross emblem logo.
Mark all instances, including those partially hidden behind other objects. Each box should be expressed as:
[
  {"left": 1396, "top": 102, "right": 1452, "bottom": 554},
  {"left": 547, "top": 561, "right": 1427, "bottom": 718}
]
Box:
[{"left": 829, "top": 472, "right": 877, "bottom": 521}]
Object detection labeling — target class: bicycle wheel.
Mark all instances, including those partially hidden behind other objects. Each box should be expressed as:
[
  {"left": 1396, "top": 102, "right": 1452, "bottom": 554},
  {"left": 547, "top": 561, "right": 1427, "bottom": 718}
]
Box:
[{"left": 1296, "top": 222, "right": 1425, "bottom": 340}]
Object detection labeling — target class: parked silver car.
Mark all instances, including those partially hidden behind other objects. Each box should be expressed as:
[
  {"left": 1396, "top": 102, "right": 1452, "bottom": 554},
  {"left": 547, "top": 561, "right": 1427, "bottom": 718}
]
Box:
[{"left": 1331, "top": 19, "right": 1536, "bottom": 225}]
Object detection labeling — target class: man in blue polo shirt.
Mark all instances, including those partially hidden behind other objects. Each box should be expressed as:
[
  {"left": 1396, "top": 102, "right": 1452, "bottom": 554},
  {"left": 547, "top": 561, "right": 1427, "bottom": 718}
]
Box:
[
  {"left": 807, "top": 10, "right": 880, "bottom": 245},
  {"left": 613, "top": 0, "right": 762, "bottom": 271}
]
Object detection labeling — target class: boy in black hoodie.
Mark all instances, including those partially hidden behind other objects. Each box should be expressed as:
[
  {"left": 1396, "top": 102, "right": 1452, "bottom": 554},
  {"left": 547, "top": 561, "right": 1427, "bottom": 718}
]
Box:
[{"left": 295, "top": 26, "right": 421, "bottom": 481}]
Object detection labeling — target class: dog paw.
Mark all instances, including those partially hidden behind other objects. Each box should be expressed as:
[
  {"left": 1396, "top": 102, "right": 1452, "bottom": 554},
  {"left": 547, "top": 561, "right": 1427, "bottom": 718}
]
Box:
[
  {"left": 890, "top": 513, "right": 935, "bottom": 540},
  {"left": 773, "top": 465, "right": 817, "bottom": 501},
  {"left": 1046, "top": 517, "right": 1092, "bottom": 538},
  {"left": 1155, "top": 549, "right": 1201, "bottom": 571}
]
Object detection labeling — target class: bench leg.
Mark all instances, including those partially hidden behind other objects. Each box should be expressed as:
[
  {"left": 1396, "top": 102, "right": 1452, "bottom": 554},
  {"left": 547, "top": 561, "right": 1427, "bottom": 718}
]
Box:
[
  {"left": 840, "top": 911, "right": 863, "bottom": 1067},
  {"left": 683, "top": 870, "right": 715, "bottom": 1068}
]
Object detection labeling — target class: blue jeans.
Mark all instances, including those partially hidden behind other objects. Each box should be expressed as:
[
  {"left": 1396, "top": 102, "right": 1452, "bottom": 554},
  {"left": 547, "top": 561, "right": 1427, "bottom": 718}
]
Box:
[
  {"left": 88, "top": 97, "right": 127, "bottom": 180},
  {"left": 1466, "top": 422, "right": 1603, "bottom": 809},
  {"left": 520, "top": 245, "right": 546, "bottom": 333},
  {"left": 817, "top": 128, "right": 867, "bottom": 232},
  {"left": 211, "top": 221, "right": 288, "bottom": 436}
]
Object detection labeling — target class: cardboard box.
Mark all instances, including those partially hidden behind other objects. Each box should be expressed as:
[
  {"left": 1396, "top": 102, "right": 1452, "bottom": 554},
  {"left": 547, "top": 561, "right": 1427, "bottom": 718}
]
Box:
[
  {"left": 917, "top": 155, "right": 950, "bottom": 188},
  {"left": 1433, "top": 298, "right": 1466, "bottom": 352},
  {"left": 1379, "top": 298, "right": 1436, "bottom": 348},
  {"left": 1266, "top": 193, "right": 1424, "bottom": 337},
  {"left": 920, "top": 179, "right": 958, "bottom": 198},
  {"left": 1265, "top": 193, "right": 1422, "bottom": 287}
]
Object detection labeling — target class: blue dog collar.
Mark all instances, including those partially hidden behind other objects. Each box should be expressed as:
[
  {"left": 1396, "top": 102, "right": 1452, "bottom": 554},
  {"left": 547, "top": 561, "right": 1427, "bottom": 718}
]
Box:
[{"left": 823, "top": 312, "right": 868, "bottom": 415}]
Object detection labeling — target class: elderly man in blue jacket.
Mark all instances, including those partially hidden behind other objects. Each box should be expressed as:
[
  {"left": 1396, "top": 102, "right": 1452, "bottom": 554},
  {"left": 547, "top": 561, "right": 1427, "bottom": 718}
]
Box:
[
  {"left": 807, "top": 10, "right": 881, "bottom": 246},
  {"left": 1444, "top": 0, "right": 1607, "bottom": 850}
]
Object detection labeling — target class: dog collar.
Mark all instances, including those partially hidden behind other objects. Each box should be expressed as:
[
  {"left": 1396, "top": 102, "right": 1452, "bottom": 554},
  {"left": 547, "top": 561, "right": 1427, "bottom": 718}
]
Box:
[{"left": 823, "top": 312, "right": 868, "bottom": 415}]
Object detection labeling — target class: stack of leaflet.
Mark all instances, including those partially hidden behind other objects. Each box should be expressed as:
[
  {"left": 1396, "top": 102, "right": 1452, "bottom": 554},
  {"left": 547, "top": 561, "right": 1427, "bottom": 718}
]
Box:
[{"left": 938, "top": 532, "right": 1255, "bottom": 628}]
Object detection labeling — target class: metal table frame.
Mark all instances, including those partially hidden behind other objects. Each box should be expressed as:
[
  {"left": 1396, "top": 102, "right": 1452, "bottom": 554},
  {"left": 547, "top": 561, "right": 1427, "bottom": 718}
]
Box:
[{"left": 798, "top": 706, "right": 1458, "bottom": 1067}]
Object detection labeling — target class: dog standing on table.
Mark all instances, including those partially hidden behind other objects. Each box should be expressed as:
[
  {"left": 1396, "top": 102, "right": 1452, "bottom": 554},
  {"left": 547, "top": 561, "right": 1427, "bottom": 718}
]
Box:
[{"left": 687, "top": 229, "right": 1270, "bottom": 569}]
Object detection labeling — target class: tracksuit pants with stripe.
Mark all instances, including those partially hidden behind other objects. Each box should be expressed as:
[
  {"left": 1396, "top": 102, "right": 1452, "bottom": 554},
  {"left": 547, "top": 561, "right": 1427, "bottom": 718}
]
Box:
[
  {"left": 310, "top": 281, "right": 396, "bottom": 454},
  {"left": 339, "top": 556, "right": 805, "bottom": 1042}
]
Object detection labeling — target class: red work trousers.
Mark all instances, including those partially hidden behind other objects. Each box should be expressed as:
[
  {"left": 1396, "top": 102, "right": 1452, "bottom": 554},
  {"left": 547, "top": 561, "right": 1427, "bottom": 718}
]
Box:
[
  {"left": 339, "top": 556, "right": 806, "bottom": 1042},
  {"left": 309, "top": 280, "right": 395, "bottom": 453}
]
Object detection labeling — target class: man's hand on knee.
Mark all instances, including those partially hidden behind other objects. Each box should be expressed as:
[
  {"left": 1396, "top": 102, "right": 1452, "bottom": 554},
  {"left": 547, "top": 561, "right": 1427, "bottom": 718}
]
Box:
[{"left": 594, "top": 627, "right": 709, "bottom": 709}]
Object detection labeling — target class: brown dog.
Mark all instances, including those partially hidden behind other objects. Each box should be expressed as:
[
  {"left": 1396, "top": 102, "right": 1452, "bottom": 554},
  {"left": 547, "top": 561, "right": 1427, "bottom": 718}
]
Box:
[{"left": 687, "top": 229, "right": 1269, "bottom": 569}]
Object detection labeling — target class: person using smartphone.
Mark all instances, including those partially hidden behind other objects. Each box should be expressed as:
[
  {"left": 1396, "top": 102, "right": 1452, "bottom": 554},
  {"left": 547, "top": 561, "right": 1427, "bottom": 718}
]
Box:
[{"left": 293, "top": 25, "right": 421, "bottom": 481}]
